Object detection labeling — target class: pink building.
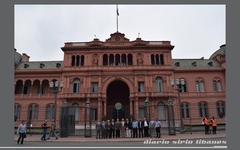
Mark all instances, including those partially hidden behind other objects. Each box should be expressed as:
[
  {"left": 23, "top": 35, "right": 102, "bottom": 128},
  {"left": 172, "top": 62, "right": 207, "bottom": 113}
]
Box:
[{"left": 14, "top": 32, "right": 226, "bottom": 130}]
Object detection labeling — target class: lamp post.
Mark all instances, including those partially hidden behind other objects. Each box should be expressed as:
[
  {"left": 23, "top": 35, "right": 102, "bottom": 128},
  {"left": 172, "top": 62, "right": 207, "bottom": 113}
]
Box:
[
  {"left": 49, "top": 80, "right": 64, "bottom": 131},
  {"left": 171, "top": 79, "right": 185, "bottom": 134},
  {"left": 144, "top": 97, "right": 150, "bottom": 121}
]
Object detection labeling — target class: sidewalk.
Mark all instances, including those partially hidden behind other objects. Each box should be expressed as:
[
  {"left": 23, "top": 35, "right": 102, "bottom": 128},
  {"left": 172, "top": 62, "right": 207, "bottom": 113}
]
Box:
[{"left": 14, "top": 131, "right": 226, "bottom": 142}]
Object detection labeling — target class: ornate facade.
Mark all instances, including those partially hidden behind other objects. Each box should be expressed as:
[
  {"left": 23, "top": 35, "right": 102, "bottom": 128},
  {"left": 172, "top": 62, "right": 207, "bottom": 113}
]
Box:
[{"left": 14, "top": 32, "right": 226, "bottom": 128}]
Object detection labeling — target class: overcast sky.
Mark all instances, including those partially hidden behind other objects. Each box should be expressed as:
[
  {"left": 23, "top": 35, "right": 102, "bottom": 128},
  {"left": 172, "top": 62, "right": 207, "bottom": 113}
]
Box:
[{"left": 14, "top": 5, "right": 225, "bottom": 61}]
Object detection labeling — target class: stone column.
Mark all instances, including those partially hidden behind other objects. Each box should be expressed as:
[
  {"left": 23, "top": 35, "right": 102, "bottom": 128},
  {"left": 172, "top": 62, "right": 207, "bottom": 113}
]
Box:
[
  {"left": 134, "top": 97, "right": 139, "bottom": 120},
  {"left": 97, "top": 99, "right": 102, "bottom": 121}
]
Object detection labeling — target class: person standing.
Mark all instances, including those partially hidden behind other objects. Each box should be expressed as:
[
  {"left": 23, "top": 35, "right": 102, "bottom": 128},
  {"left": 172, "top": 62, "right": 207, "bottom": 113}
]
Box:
[
  {"left": 124, "top": 118, "right": 130, "bottom": 138},
  {"left": 95, "top": 121, "right": 102, "bottom": 139},
  {"left": 101, "top": 120, "right": 106, "bottom": 139},
  {"left": 106, "top": 120, "right": 111, "bottom": 139},
  {"left": 115, "top": 118, "right": 121, "bottom": 138},
  {"left": 149, "top": 120, "right": 155, "bottom": 138},
  {"left": 132, "top": 119, "right": 138, "bottom": 138},
  {"left": 41, "top": 120, "right": 48, "bottom": 141},
  {"left": 143, "top": 117, "right": 149, "bottom": 137},
  {"left": 17, "top": 120, "right": 27, "bottom": 144},
  {"left": 129, "top": 118, "right": 133, "bottom": 138},
  {"left": 47, "top": 122, "right": 58, "bottom": 140},
  {"left": 203, "top": 116, "right": 210, "bottom": 134},
  {"left": 110, "top": 119, "right": 115, "bottom": 138},
  {"left": 138, "top": 119, "right": 144, "bottom": 138},
  {"left": 121, "top": 118, "right": 125, "bottom": 138},
  {"left": 211, "top": 117, "right": 217, "bottom": 134},
  {"left": 155, "top": 119, "right": 161, "bottom": 138}
]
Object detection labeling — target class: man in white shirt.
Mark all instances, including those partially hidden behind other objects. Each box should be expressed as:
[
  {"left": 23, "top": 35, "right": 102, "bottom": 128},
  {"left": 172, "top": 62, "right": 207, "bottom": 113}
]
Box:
[{"left": 143, "top": 117, "right": 149, "bottom": 137}]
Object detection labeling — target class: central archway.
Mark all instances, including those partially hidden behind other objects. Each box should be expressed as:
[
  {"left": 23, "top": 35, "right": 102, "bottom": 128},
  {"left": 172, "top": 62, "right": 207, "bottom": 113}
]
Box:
[{"left": 106, "top": 80, "right": 130, "bottom": 120}]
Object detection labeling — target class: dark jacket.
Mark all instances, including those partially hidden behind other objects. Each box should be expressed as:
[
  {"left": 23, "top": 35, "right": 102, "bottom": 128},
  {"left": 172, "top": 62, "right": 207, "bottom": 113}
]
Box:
[
  {"left": 138, "top": 120, "right": 144, "bottom": 129},
  {"left": 110, "top": 122, "right": 115, "bottom": 129}
]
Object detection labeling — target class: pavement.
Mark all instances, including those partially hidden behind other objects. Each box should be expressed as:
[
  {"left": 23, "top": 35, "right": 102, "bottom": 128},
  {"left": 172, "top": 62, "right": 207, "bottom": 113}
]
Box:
[{"left": 14, "top": 131, "right": 226, "bottom": 142}]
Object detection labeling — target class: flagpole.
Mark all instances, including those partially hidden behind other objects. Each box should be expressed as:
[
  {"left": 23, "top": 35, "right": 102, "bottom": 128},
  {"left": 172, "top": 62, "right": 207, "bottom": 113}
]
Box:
[{"left": 116, "top": 4, "right": 118, "bottom": 32}]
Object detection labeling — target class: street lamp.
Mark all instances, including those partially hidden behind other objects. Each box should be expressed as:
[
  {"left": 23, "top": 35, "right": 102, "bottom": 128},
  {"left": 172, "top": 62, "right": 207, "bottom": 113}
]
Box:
[
  {"left": 144, "top": 97, "right": 150, "bottom": 121},
  {"left": 171, "top": 79, "right": 185, "bottom": 134},
  {"left": 49, "top": 80, "right": 64, "bottom": 130}
]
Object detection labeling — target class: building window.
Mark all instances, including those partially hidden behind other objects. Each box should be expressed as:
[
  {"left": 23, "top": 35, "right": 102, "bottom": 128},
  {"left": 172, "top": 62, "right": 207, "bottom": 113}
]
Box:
[
  {"left": 121, "top": 54, "right": 126, "bottom": 66},
  {"left": 213, "top": 80, "right": 222, "bottom": 92},
  {"left": 109, "top": 54, "right": 114, "bottom": 66},
  {"left": 14, "top": 104, "right": 21, "bottom": 121},
  {"left": 23, "top": 80, "right": 31, "bottom": 94},
  {"left": 91, "top": 108, "right": 98, "bottom": 121},
  {"left": 76, "top": 55, "right": 80, "bottom": 66},
  {"left": 157, "top": 102, "right": 165, "bottom": 120},
  {"left": 156, "top": 77, "right": 163, "bottom": 93},
  {"left": 72, "top": 103, "right": 80, "bottom": 121},
  {"left": 46, "top": 104, "right": 55, "bottom": 120},
  {"left": 151, "top": 54, "right": 155, "bottom": 65},
  {"left": 178, "top": 79, "right": 187, "bottom": 92},
  {"left": 181, "top": 103, "right": 190, "bottom": 119},
  {"left": 199, "top": 102, "right": 208, "bottom": 117},
  {"left": 115, "top": 54, "right": 120, "bottom": 66},
  {"left": 217, "top": 101, "right": 225, "bottom": 118},
  {"left": 28, "top": 104, "right": 39, "bottom": 121},
  {"left": 127, "top": 54, "right": 133, "bottom": 65},
  {"left": 138, "top": 82, "right": 144, "bottom": 92},
  {"left": 71, "top": 55, "right": 75, "bottom": 66},
  {"left": 103, "top": 54, "right": 108, "bottom": 66},
  {"left": 196, "top": 80, "right": 204, "bottom": 92},
  {"left": 160, "top": 54, "right": 164, "bottom": 65},
  {"left": 72, "top": 78, "right": 80, "bottom": 93},
  {"left": 91, "top": 82, "right": 98, "bottom": 93},
  {"left": 80, "top": 55, "right": 84, "bottom": 66},
  {"left": 139, "top": 107, "right": 145, "bottom": 120},
  {"left": 156, "top": 54, "right": 159, "bottom": 65}
]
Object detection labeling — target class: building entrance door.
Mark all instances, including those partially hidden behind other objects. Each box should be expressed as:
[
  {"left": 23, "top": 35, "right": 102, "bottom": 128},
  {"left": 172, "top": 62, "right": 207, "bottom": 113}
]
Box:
[{"left": 106, "top": 80, "right": 130, "bottom": 120}]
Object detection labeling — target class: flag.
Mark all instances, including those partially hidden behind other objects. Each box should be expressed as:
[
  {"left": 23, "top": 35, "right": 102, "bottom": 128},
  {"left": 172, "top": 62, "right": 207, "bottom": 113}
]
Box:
[{"left": 116, "top": 5, "right": 119, "bottom": 16}]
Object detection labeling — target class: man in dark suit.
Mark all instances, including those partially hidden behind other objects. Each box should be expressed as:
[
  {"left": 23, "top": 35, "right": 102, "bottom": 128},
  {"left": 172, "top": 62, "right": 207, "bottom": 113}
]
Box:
[
  {"left": 143, "top": 117, "right": 149, "bottom": 137},
  {"left": 138, "top": 119, "right": 144, "bottom": 138},
  {"left": 106, "top": 120, "right": 111, "bottom": 138},
  {"left": 110, "top": 119, "right": 115, "bottom": 138}
]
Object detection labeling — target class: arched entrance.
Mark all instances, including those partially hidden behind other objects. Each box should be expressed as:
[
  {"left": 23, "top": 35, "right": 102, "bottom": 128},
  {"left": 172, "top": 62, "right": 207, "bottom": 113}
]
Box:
[{"left": 106, "top": 80, "right": 130, "bottom": 120}]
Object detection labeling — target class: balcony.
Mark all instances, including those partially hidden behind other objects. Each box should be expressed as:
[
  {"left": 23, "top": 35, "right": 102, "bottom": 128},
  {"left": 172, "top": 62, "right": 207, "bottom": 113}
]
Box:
[{"left": 15, "top": 93, "right": 54, "bottom": 99}]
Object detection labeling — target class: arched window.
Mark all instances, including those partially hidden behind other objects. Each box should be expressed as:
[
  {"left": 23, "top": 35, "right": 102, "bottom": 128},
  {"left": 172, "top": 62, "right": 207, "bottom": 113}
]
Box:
[
  {"left": 181, "top": 102, "right": 190, "bottom": 118},
  {"left": 76, "top": 55, "right": 80, "bottom": 66},
  {"left": 72, "top": 78, "right": 80, "bottom": 93},
  {"left": 115, "top": 54, "right": 120, "bottom": 66},
  {"left": 15, "top": 80, "right": 23, "bottom": 94},
  {"left": 196, "top": 80, "right": 204, "bottom": 92},
  {"left": 46, "top": 104, "right": 55, "bottom": 120},
  {"left": 81, "top": 55, "right": 84, "bottom": 66},
  {"left": 71, "top": 55, "right": 75, "bottom": 66},
  {"left": 28, "top": 104, "right": 39, "bottom": 121},
  {"left": 103, "top": 54, "right": 108, "bottom": 66},
  {"left": 213, "top": 80, "right": 222, "bottom": 92},
  {"left": 32, "top": 80, "right": 40, "bottom": 94},
  {"left": 156, "top": 77, "right": 163, "bottom": 93},
  {"left": 156, "top": 54, "right": 159, "bottom": 65},
  {"left": 72, "top": 103, "right": 80, "bottom": 121},
  {"left": 109, "top": 54, "right": 114, "bottom": 66},
  {"left": 41, "top": 80, "right": 49, "bottom": 94},
  {"left": 178, "top": 79, "right": 187, "bottom": 92},
  {"left": 127, "top": 54, "right": 133, "bottom": 65},
  {"left": 23, "top": 80, "right": 31, "bottom": 94},
  {"left": 199, "top": 102, "right": 208, "bottom": 117},
  {"left": 217, "top": 101, "right": 225, "bottom": 118},
  {"left": 121, "top": 54, "right": 126, "bottom": 66},
  {"left": 14, "top": 104, "right": 21, "bottom": 121},
  {"left": 151, "top": 54, "right": 155, "bottom": 65},
  {"left": 160, "top": 54, "right": 164, "bottom": 65},
  {"left": 157, "top": 102, "right": 165, "bottom": 120}
]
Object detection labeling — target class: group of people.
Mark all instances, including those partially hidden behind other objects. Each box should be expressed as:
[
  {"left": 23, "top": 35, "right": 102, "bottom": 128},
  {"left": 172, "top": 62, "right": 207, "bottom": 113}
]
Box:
[
  {"left": 202, "top": 116, "right": 217, "bottom": 134},
  {"left": 95, "top": 117, "right": 162, "bottom": 139}
]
